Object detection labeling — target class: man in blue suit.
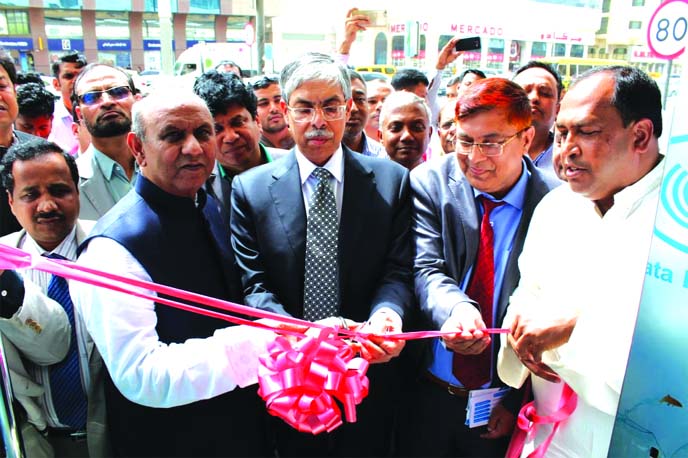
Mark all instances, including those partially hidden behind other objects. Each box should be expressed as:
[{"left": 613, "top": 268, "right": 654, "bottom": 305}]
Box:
[
  {"left": 230, "top": 53, "right": 414, "bottom": 457},
  {"left": 398, "top": 78, "right": 560, "bottom": 457}
]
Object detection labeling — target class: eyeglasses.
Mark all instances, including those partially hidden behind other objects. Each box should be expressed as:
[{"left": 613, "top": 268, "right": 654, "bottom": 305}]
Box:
[
  {"left": 456, "top": 128, "right": 526, "bottom": 157},
  {"left": 77, "top": 86, "right": 132, "bottom": 106},
  {"left": 287, "top": 105, "right": 347, "bottom": 123}
]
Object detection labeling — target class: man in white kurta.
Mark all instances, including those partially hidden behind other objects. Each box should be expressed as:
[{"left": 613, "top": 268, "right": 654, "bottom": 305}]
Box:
[{"left": 497, "top": 66, "right": 665, "bottom": 457}]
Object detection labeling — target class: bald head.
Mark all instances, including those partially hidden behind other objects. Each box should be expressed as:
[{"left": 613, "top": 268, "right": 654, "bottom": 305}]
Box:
[{"left": 128, "top": 92, "right": 216, "bottom": 198}]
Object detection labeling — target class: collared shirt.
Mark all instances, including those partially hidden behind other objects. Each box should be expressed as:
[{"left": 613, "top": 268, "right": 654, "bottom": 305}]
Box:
[
  {"left": 48, "top": 100, "right": 78, "bottom": 156},
  {"left": 429, "top": 160, "right": 531, "bottom": 386},
  {"left": 19, "top": 227, "right": 78, "bottom": 289},
  {"left": 360, "top": 134, "right": 387, "bottom": 158},
  {"left": 532, "top": 132, "right": 559, "bottom": 180},
  {"left": 497, "top": 159, "right": 664, "bottom": 458},
  {"left": 92, "top": 146, "right": 136, "bottom": 202},
  {"left": 17, "top": 226, "right": 80, "bottom": 429},
  {"left": 295, "top": 145, "right": 345, "bottom": 220}
]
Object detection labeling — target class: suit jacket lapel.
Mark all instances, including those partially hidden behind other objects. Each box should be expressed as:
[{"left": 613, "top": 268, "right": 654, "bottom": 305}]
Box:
[
  {"left": 447, "top": 158, "right": 480, "bottom": 279},
  {"left": 79, "top": 155, "right": 117, "bottom": 218},
  {"left": 269, "top": 152, "right": 307, "bottom": 259},
  {"left": 338, "top": 148, "right": 374, "bottom": 284}
]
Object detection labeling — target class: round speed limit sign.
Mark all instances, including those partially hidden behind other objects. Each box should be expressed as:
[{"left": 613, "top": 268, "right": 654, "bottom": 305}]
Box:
[{"left": 647, "top": 0, "right": 688, "bottom": 59}]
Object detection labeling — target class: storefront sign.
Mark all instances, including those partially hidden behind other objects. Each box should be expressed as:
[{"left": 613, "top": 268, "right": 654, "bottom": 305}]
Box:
[
  {"left": 0, "top": 38, "right": 33, "bottom": 50},
  {"left": 97, "top": 39, "right": 131, "bottom": 51}
]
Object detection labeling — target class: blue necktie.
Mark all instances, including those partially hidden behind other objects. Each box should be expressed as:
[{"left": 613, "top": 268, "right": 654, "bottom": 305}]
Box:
[{"left": 46, "top": 253, "right": 87, "bottom": 429}]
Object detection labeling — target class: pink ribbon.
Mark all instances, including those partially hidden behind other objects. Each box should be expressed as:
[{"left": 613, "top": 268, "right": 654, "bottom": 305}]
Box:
[
  {"left": 507, "top": 382, "right": 578, "bottom": 458},
  {"left": 258, "top": 327, "right": 369, "bottom": 434},
  {"left": 0, "top": 243, "right": 508, "bottom": 434}
]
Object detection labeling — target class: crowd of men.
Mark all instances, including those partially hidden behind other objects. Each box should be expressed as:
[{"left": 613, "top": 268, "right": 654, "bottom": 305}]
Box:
[{"left": 0, "top": 8, "right": 667, "bottom": 458}]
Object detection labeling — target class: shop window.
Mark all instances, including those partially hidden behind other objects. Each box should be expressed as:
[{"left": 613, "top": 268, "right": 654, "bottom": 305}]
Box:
[
  {"left": 189, "top": 0, "right": 219, "bottom": 15},
  {"left": 571, "top": 44, "right": 584, "bottom": 58},
  {"left": 0, "top": 10, "right": 30, "bottom": 35}
]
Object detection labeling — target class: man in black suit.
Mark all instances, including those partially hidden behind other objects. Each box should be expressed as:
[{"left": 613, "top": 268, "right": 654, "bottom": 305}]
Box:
[
  {"left": 398, "top": 78, "right": 560, "bottom": 457},
  {"left": 230, "top": 53, "right": 414, "bottom": 457}
]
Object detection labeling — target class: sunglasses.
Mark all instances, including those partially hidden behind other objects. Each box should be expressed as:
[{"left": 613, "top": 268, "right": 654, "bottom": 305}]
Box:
[{"left": 78, "top": 85, "right": 132, "bottom": 106}]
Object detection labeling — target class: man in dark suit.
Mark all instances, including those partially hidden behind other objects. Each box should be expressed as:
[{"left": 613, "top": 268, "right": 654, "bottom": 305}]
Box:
[
  {"left": 398, "top": 78, "right": 560, "bottom": 457},
  {"left": 230, "top": 53, "right": 414, "bottom": 457}
]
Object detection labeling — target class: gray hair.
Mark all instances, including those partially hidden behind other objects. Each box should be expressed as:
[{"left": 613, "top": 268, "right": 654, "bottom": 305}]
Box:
[
  {"left": 280, "top": 53, "right": 352, "bottom": 104},
  {"left": 379, "top": 91, "right": 431, "bottom": 128}
]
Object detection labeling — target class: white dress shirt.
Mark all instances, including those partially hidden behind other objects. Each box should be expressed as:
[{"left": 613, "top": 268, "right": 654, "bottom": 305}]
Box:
[
  {"left": 295, "top": 145, "right": 345, "bottom": 219},
  {"left": 71, "top": 236, "right": 274, "bottom": 408},
  {"left": 498, "top": 159, "right": 664, "bottom": 458}
]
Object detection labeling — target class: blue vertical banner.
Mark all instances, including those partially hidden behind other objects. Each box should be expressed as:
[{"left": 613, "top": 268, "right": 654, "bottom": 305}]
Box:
[{"left": 608, "top": 68, "right": 688, "bottom": 456}]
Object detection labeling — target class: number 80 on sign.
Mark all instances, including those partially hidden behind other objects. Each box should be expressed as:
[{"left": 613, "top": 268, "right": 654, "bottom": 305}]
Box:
[{"left": 647, "top": 0, "right": 688, "bottom": 60}]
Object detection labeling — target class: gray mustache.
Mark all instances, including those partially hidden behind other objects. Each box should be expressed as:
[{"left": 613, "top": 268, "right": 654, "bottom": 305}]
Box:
[{"left": 305, "top": 129, "right": 334, "bottom": 139}]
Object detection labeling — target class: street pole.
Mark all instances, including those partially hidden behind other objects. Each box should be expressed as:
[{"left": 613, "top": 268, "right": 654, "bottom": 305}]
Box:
[
  {"left": 158, "top": 0, "right": 174, "bottom": 75},
  {"left": 256, "top": 0, "right": 265, "bottom": 75}
]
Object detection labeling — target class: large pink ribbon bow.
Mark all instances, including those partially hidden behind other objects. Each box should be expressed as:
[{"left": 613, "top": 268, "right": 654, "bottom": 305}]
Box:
[{"left": 257, "top": 327, "right": 369, "bottom": 435}]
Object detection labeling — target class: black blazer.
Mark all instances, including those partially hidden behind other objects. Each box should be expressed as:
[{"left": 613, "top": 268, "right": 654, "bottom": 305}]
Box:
[{"left": 230, "top": 146, "right": 414, "bottom": 323}]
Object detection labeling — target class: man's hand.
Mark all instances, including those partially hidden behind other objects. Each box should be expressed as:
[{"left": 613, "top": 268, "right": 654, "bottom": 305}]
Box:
[
  {"left": 353, "top": 308, "right": 404, "bottom": 364},
  {"left": 507, "top": 312, "right": 578, "bottom": 382},
  {"left": 436, "top": 36, "right": 464, "bottom": 71},
  {"left": 440, "top": 302, "right": 490, "bottom": 355},
  {"left": 480, "top": 403, "right": 515, "bottom": 439},
  {"left": 338, "top": 8, "right": 370, "bottom": 55}
]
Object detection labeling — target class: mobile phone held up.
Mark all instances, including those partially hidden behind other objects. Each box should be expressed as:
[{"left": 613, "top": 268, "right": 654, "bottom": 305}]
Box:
[{"left": 455, "top": 36, "right": 481, "bottom": 52}]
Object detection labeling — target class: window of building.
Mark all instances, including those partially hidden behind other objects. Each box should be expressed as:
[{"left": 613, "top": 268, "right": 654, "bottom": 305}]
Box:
[
  {"left": 186, "top": 15, "right": 215, "bottom": 41},
  {"left": 142, "top": 15, "right": 161, "bottom": 39},
  {"left": 486, "top": 37, "right": 504, "bottom": 70},
  {"left": 391, "top": 35, "right": 404, "bottom": 67},
  {"left": 189, "top": 0, "right": 219, "bottom": 15},
  {"left": 571, "top": 44, "right": 584, "bottom": 57},
  {"left": 45, "top": 10, "right": 83, "bottom": 38},
  {"left": 437, "top": 34, "right": 452, "bottom": 52},
  {"left": 0, "top": 10, "right": 30, "bottom": 35},
  {"left": 145, "top": 0, "right": 177, "bottom": 13},
  {"left": 0, "top": 0, "right": 29, "bottom": 6},
  {"left": 612, "top": 47, "right": 627, "bottom": 57},
  {"left": 531, "top": 41, "right": 547, "bottom": 59},
  {"left": 96, "top": 11, "right": 130, "bottom": 38},
  {"left": 602, "top": 0, "right": 611, "bottom": 12},
  {"left": 95, "top": 0, "right": 129, "bottom": 10},
  {"left": 226, "top": 15, "right": 251, "bottom": 43},
  {"left": 553, "top": 43, "right": 566, "bottom": 56},
  {"left": 632, "top": 0, "right": 644, "bottom": 6},
  {"left": 598, "top": 17, "right": 609, "bottom": 34},
  {"left": 629, "top": 20, "right": 642, "bottom": 30}
]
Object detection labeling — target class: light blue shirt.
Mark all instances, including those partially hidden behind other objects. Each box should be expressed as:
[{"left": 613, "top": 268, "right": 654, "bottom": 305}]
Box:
[
  {"left": 429, "top": 160, "right": 531, "bottom": 386},
  {"left": 360, "top": 134, "right": 387, "bottom": 159},
  {"left": 92, "top": 147, "right": 136, "bottom": 203}
]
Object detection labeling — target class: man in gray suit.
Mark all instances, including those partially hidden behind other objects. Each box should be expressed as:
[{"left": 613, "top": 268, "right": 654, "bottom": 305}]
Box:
[
  {"left": 73, "top": 63, "right": 140, "bottom": 220},
  {"left": 398, "top": 78, "right": 559, "bottom": 457},
  {"left": 0, "top": 138, "right": 107, "bottom": 457}
]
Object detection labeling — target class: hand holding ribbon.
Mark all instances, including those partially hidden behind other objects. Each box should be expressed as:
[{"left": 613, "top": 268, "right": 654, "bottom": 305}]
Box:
[
  {"left": 508, "top": 312, "right": 578, "bottom": 383},
  {"left": 440, "top": 302, "right": 492, "bottom": 355}
]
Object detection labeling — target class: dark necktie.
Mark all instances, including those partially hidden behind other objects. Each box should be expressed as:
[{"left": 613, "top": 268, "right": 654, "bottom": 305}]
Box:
[
  {"left": 303, "top": 167, "right": 339, "bottom": 321},
  {"left": 46, "top": 253, "right": 87, "bottom": 429},
  {"left": 452, "top": 197, "right": 504, "bottom": 389}
]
